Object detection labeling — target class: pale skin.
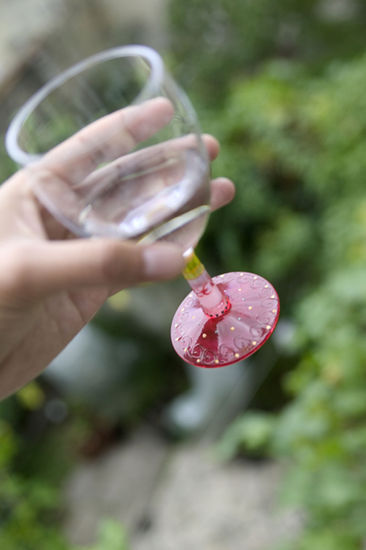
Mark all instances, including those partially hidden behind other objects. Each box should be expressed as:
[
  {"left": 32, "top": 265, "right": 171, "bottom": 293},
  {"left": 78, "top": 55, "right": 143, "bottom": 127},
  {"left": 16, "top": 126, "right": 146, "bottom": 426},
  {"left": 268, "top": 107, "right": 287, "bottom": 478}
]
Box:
[{"left": 0, "top": 98, "right": 235, "bottom": 399}]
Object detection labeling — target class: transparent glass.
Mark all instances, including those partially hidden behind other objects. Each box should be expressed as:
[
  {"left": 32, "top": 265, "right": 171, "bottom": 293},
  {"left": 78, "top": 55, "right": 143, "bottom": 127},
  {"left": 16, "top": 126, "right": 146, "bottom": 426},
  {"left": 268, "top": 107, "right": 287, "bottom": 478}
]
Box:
[
  {"left": 6, "top": 45, "right": 279, "bottom": 368},
  {"left": 6, "top": 46, "right": 210, "bottom": 249}
]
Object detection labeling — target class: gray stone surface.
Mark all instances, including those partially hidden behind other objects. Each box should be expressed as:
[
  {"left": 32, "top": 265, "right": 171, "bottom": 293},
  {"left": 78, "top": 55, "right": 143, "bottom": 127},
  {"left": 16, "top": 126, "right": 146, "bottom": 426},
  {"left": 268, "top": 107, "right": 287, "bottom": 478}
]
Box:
[
  {"left": 63, "top": 428, "right": 301, "bottom": 549},
  {"left": 63, "top": 427, "right": 169, "bottom": 545},
  {"left": 132, "top": 445, "right": 301, "bottom": 550}
]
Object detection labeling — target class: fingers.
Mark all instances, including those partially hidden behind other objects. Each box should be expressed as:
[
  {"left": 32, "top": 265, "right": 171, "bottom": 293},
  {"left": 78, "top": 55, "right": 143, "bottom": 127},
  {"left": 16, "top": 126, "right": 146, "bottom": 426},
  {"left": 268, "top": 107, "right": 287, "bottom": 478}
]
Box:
[
  {"left": 39, "top": 98, "right": 174, "bottom": 186},
  {"left": 76, "top": 133, "right": 220, "bottom": 199},
  {"left": 0, "top": 240, "right": 185, "bottom": 301},
  {"left": 203, "top": 136, "right": 236, "bottom": 212},
  {"left": 202, "top": 134, "right": 220, "bottom": 160},
  {"left": 210, "top": 177, "right": 236, "bottom": 211}
]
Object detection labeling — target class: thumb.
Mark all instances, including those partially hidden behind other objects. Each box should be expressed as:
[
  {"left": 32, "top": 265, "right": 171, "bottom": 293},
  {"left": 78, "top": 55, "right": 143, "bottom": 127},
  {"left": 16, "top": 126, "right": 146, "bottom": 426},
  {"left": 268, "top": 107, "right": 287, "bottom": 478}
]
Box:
[{"left": 0, "top": 239, "right": 185, "bottom": 300}]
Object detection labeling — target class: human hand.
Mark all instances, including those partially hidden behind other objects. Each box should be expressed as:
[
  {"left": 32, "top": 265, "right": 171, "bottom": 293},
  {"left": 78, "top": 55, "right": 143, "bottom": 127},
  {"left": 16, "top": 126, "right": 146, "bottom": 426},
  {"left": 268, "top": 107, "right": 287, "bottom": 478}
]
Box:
[{"left": 0, "top": 98, "right": 234, "bottom": 399}]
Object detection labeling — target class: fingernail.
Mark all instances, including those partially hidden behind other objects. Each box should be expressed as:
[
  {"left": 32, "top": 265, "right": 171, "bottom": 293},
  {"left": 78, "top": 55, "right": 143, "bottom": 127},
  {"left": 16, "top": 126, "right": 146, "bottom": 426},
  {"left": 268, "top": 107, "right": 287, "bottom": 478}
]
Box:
[{"left": 143, "top": 244, "right": 185, "bottom": 279}]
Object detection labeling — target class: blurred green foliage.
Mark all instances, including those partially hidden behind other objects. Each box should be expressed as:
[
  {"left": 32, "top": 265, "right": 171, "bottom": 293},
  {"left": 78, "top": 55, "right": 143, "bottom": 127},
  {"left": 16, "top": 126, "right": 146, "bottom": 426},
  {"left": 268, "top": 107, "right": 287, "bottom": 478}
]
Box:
[
  {"left": 168, "top": 0, "right": 366, "bottom": 548},
  {"left": 1, "top": 0, "right": 366, "bottom": 547},
  {"left": 169, "top": 0, "right": 366, "bottom": 103},
  {"left": 0, "top": 394, "right": 129, "bottom": 549}
]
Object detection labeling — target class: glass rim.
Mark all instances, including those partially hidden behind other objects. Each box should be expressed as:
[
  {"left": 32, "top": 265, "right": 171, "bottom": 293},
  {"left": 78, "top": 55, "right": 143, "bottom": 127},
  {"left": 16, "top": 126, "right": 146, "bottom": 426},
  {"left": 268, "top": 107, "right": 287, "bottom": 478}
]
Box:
[{"left": 5, "top": 44, "right": 165, "bottom": 166}]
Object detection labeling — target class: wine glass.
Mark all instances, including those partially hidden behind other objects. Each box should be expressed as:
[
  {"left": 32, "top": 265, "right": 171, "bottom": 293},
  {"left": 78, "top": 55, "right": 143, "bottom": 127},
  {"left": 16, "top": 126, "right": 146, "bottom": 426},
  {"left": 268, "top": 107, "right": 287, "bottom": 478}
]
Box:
[{"left": 5, "top": 45, "right": 279, "bottom": 368}]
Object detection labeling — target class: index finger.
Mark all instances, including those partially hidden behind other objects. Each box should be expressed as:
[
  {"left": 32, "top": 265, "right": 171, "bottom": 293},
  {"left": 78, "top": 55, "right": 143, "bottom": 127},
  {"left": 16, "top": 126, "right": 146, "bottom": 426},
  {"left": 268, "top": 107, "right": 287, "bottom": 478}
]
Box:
[{"left": 39, "top": 97, "right": 174, "bottom": 186}]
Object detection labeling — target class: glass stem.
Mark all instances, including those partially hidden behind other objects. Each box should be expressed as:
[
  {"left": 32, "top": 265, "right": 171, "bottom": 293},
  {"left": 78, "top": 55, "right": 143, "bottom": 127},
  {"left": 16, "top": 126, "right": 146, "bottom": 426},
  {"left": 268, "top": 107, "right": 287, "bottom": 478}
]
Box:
[{"left": 182, "top": 250, "right": 230, "bottom": 318}]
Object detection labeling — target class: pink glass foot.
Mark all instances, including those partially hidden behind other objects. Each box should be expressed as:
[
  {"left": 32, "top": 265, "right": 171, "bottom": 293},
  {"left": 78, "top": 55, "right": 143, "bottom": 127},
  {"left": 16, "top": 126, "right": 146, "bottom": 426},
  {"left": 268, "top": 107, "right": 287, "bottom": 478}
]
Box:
[{"left": 171, "top": 272, "right": 280, "bottom": 368}]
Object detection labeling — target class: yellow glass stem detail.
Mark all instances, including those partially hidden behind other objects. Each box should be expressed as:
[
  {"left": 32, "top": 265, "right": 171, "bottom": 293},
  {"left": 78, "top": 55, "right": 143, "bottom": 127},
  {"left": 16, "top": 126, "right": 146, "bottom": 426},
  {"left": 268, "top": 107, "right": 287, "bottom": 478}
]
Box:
[{"left": 183, "top": 251, "right": 205, "bottom": 281}]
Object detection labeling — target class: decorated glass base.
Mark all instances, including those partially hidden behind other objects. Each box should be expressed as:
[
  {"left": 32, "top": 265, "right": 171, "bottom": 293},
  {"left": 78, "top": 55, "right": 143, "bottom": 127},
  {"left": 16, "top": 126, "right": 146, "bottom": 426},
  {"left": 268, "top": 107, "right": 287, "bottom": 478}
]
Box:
[{"left": 171, "top": 253, "right": 280, "bottom": 367}]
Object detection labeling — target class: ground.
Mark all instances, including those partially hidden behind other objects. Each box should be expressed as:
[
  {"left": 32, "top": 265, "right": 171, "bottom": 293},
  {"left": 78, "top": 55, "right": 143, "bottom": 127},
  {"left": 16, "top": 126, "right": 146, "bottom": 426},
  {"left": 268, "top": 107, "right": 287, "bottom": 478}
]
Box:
[{"left": 63, "top": 426, "right": 301, "bottom": 549}]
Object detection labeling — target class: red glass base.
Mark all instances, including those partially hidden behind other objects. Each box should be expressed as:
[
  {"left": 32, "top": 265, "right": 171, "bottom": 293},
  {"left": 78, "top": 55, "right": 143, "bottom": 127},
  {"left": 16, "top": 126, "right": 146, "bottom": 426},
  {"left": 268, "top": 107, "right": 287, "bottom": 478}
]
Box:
[{"left": 171, "top": 272, "right": 280, "bottom": 368}]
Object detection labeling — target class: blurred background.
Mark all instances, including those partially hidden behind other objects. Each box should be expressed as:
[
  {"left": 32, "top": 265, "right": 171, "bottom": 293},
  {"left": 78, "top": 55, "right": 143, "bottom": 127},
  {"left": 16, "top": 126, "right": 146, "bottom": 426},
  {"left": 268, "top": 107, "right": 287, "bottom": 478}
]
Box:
[{"left": 1, "top": 0, "right": 366, "bottom": 549}]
